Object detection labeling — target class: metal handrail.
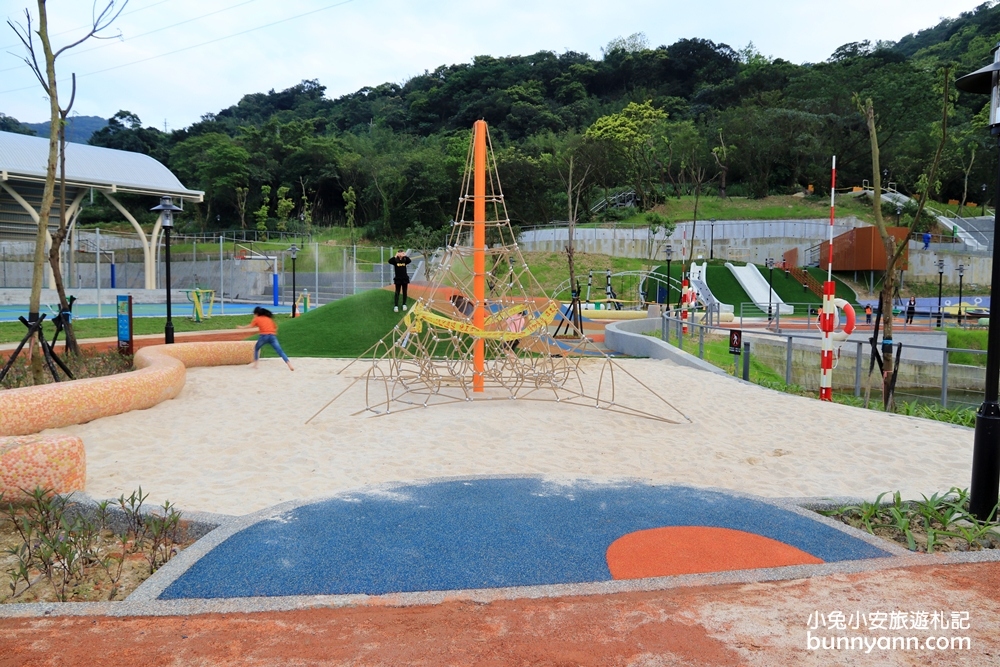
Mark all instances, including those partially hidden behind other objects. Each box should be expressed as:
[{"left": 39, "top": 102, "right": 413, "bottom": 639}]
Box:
[{"left": 658, "top": 312, "right": 984, "bottom": 407}]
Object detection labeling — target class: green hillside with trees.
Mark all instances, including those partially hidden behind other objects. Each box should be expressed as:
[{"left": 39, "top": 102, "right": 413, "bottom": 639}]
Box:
[{"left": 4, "top": 3, "right": 1000, "bottom": 245}]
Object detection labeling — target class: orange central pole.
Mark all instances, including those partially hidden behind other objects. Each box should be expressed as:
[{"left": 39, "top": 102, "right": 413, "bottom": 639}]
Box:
[{"left": 473, "top": 120, "right": 486, "bottom": 392}]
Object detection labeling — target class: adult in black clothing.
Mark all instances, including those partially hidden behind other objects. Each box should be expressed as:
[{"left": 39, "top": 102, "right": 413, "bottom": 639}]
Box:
[
  {"left": 905, "top": 296, "right": 916, "bottom": 325},
  {"left": 388, "top": 250, "right": 412, "bottom": 312}
]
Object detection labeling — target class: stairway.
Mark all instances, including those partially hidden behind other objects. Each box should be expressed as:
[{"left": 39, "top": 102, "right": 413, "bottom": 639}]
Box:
[{"left": 789, "top": 267, "right": 824, "bottom": 299}]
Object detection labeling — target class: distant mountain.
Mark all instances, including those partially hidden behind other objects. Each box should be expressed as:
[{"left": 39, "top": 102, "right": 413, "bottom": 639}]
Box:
[
  {"left": 0, "top": 113, "right": 36, "bottom": 135},
  {"left": 893, "top": 1, "right": 1000, "bottom": 59},
  {"left": 22, "top": 115, "right": 107, "bottom": 144}
]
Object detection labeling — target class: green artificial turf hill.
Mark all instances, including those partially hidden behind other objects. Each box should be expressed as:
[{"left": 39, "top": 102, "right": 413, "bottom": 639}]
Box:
[{"left": 264, "top": 289, "right": 404, "bottom": 358}]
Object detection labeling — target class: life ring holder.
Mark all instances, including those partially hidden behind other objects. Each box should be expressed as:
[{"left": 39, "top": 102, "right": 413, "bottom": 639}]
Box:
[{"left": 815, "top": 298, "right": 856, "bottom": 368}]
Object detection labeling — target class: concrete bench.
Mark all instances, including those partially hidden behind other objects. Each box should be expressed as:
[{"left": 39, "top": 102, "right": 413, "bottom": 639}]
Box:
[{"left": 0, "top": 341, "right": 254, "bottom": 436}]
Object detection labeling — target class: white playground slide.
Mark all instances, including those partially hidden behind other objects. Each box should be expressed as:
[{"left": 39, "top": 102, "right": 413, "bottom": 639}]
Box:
[
  {"left": 724, "top": 262, "right": 793, "bottom": 315},
  {"left": 688, "top": 262, "right": 734, "bottom": 314}
]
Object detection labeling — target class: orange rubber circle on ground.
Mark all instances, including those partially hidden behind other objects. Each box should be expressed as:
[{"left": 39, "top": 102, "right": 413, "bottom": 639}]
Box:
[{"left": 606, "top": 526, "right": 823, "bottom": 579}]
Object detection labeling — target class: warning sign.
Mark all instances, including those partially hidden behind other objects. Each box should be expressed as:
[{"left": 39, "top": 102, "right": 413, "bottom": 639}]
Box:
[{"left": 729, "top": 330, "right": 742, "bottom": 355}]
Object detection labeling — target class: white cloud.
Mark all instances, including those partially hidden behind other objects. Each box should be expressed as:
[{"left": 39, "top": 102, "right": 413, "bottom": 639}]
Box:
[{"left": 0, "top": 0, "right": 986, "bottom": 129}]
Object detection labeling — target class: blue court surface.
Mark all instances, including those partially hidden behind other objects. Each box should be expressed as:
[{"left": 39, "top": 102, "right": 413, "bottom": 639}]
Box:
[
  {"left": 158, "top": 478, "right": 890, "bottom": 600},
  {"left": 0, "top": 302, "right": 274, "bottom": 322}
]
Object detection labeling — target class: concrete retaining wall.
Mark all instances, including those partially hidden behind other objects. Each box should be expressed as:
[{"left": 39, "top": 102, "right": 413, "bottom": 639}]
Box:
[{"left": 603, "top": 318, "right": 725, "bottom": 375}]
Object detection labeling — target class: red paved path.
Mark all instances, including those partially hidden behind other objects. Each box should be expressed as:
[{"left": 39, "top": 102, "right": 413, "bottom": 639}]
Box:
[{"left": 2, "top": 562, "right": 998, "bottom": 666}]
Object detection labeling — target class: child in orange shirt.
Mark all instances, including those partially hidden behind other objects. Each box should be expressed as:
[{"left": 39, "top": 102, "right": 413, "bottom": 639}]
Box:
[{"left": 238, "top": 307, "right": 294, "bottom": 370}]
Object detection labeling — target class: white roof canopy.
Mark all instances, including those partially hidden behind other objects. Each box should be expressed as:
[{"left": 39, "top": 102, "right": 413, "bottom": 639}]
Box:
[{"left": 0, "top": 130, "right": 203, "bottom": 202}]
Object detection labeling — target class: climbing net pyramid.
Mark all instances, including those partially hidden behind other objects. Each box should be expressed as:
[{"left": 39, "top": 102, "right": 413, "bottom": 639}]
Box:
[{"left": 312, "top": 122, "right": 686, "bottom": 424}]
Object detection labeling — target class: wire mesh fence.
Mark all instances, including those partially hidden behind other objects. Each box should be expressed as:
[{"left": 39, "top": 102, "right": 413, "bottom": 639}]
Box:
[{"left": 0, "top": 238, "right": 409, "bottom": 308}]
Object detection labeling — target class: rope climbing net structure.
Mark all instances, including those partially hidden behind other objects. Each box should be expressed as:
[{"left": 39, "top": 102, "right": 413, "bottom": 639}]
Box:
[{"left": 309, "top": 121, "right": 688, "bottom": 425}]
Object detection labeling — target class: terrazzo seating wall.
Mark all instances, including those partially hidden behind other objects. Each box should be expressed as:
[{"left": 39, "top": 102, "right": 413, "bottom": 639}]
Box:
[
  {"left": 0, "top": 342, "right": 255, "bottom": 436},
  {"left": 0, "top": 434, "right": 86, "bottom": 496}
]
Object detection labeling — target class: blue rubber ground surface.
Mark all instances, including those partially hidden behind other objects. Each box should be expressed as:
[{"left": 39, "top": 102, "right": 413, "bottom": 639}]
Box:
[{"left": 159, "top": 479, "right": 890, "bottom": 600}]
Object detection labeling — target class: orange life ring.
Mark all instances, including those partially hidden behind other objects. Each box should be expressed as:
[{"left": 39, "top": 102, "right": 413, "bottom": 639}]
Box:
[
  {"left": 814, "top": 298, "right": 856, "bottom": 340},
  {"left": 832, "top": 298, "right": 856, "bottom": 341}
]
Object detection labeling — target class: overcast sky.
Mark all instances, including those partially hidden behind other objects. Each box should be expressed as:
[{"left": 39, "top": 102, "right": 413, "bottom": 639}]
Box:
[{"left": 0, "top": 0, "right": 990, "bottom": 130}]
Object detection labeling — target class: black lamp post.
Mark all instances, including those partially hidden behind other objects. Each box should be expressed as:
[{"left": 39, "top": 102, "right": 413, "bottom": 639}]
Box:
[
  {"left": 151, "top": 196, "right": 182, "bottom": 344},
  {"left": 955, "top": 50, "right": 1000, "bottom": 519},
  {"left": 937, "top": 257, "right": 945, "bottom": 328},
  {"left": 983, "top": 184, "right": 989, "bottom": 217},
  {"left": 709, "top": 219, "right": 716, "bottom": 260},
  {"left": 289, "top": 244, "right": 299, "bottom": 318},
  {"left": 958, "top": 263, "right": 965, "bottom": 327},
  {"left": 665, "top": 245, "right": 673, "bottom": 309},
  {"left": 765, "top": 257, "right": 775, "bottom": 322},
  {"left": 896, "top": 206, "right": 902, "bottom": 225}
]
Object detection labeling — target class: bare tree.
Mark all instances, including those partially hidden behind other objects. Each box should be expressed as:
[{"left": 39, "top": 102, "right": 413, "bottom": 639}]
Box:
[
  {"left": 558, "top": 149, "right": 593, "bottom": 335},
  {"left": 711, "top": 130, "right": 734, "bottom": 199},
  {"left": 858, "top": 66, "right": 949, "bottom": 410},
  {"left": 8, "top": 1, "right": 129, "bottom": 371}
]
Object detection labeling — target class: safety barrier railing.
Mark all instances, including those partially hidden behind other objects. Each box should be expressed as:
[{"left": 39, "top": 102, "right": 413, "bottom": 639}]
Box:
[{"left": 659, "top": 312, "right": 986, "bottom": 408}]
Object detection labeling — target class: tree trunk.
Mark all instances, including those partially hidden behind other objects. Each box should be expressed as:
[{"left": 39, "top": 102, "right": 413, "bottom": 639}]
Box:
[
  {"left": 861, "top": 70, "right": 950, "bottom": 411},
  {"left": 47, "top": 106, "right": 79, "bottom": 355},
  {"left": 960, "top": 146, "right": 976, "bottom": 211},
  {"left": 565, "top": 157, "right": 576, "bottom": 300},
  {"left": 861, "top": 99, "right": 895, "bottom": 409},
  {"left": 27, "top": 1, "right": 62, "bottom": 383}
]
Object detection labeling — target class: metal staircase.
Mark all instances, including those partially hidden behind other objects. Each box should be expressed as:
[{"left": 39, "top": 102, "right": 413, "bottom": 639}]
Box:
[{"left": 789, "top": 266, "right": 823, "bottom": 299}]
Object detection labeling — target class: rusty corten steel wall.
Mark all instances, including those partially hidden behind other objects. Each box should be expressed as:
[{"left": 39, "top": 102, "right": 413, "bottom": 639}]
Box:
[
  {"left": 818, "top": 227, "right": 909, "bottom": 271},
  {"left": 782, "top": 247, "right": 799, "bottom": 268}
]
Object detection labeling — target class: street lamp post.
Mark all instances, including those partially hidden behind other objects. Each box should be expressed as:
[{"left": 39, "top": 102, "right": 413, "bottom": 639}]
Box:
[
  {"left": 937, "top": 258, "right": 945, "bottom": 328},
  {"left": 954, "top": 48, "right": 1000, "bottom": 519},
  {"left": 983, "top": 184, "right": 989, "bottom": 217},
  {"left": 896, "top": 206, "right": 902, "bottom": 225},
  {"left": 150, "top": 196, "right": 182, "bottom": 344},
  {"left": 665, "top": 245, "right": 673, "bottom": 309},
  {"left": 958, "top": 264, "right": 965, "bottom": 327},
  {"left": 765, "top": 257, "right": 775, "bottom": 323},
  {"left": 289, "top": 244, "right": 299, "bottom": 317},
  {"left": 709, "top": 219, "right": 716, "bottom": 260}
]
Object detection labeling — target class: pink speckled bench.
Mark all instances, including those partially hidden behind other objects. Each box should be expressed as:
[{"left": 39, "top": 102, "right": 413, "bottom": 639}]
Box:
[
  {"left": 0, "top": 341, "right": 254, "bottom": 437},
  {"left": 0, "top": 434, "right": 86, "bottom": 497}
]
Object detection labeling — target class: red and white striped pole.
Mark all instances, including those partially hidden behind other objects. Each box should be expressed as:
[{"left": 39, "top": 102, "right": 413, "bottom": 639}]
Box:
[{"left": 820, "top": 156, "right": 837, "bottom": 401}]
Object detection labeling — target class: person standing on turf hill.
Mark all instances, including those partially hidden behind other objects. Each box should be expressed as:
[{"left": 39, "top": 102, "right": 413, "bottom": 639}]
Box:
[
  {"left": 237, "top": 307, "right": 294, "bottom": 371},
  {"left": 388, "top": 250, "right": 412, "bottom": 312}
]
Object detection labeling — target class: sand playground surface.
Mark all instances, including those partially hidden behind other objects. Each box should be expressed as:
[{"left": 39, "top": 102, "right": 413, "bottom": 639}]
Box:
[{"left": 46, "top": 357, "right": 974, "bottom": 517}]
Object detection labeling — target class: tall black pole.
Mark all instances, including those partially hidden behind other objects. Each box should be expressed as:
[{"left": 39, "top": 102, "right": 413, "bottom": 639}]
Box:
[
  {"left": 937, "top": 268, "right": 944, "bottom": 328},
  {"left": 959, "top": 272, "right": 964, "bottom": 327},
  {"left": 709, "top": 220, "right": 715, "bottom": 260},
  {"left": 667, "top": 259, "right": 672, "bottom": 308},
  {"left": 954, "top": 46, "right": 1000, "bottom": 520},
  {"left": 970, "top": 135, "right": 1000, "bottom": 520},
  {"left": 768, "top": 265, "right": 773, "bottom": 322},
  {"left": 164, "top": 225, "right": 173, "bottom": 344},
  {"left": 291, "top": 256, "right": 297, "bottom": 318}
]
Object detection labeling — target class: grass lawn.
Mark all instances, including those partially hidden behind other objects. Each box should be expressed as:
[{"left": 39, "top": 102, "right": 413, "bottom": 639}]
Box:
[
  {"left": 661, "top": 332, "right": 784, "bottom": 384},
  {"left": 522, "top": 252, "right": 657, "bottom": 300},
  {"left": 947, "top": 328, "right": 989, "bottom": 367},
  {"left": 261, "top": 288, "right": 401, "bottom": 358},
  {"left": 600, "top": 194, "right": 878, "bottom": 226}
]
